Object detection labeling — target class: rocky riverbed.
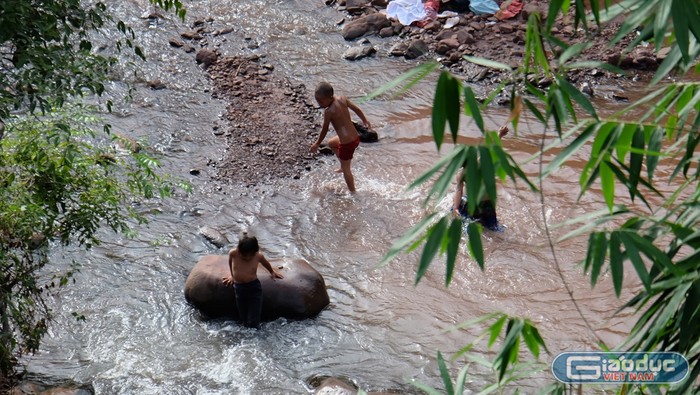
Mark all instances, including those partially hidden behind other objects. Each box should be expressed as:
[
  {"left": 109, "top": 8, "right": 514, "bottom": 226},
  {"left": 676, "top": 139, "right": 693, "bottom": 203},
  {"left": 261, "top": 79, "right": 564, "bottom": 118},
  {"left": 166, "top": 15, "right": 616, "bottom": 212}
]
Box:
[{"left": 178, "top": 0, "right": 665, "bottom": 187}]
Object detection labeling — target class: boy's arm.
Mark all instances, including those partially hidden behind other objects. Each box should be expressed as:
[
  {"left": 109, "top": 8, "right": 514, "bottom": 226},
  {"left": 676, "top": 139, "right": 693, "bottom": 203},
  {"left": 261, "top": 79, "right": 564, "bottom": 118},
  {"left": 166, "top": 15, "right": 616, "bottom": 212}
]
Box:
[
  {"left": 310, "top": 111, "right": 331, "bottom": 153},
  {"left": 258, "top": 253, "right": 283, "bottom": 279},
  {"left": 347, "top": 99, "right": 371, "bottom": 129},
  {"left": 453, "top": 170, "right": 465, "bottom": 213},
  {"left": 222, "top": 249, "right": 235, "bottom": 286}
]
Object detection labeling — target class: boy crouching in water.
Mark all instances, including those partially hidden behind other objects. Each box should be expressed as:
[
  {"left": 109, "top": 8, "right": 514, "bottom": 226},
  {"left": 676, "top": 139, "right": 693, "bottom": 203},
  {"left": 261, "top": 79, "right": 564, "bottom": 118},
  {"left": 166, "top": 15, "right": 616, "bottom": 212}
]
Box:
[
  {"left": 310, "top": 82, "right": 371, "bottom": 193},
  {"left": 222, "top": 233, "right": 283, "bottom": 328}
]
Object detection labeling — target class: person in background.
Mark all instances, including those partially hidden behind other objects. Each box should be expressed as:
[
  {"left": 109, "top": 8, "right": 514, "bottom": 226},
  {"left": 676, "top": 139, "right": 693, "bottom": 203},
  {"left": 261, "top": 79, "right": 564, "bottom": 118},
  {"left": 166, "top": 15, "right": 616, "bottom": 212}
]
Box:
[{"left": 452, "top": 125, "right": 509, "bottom": 231}]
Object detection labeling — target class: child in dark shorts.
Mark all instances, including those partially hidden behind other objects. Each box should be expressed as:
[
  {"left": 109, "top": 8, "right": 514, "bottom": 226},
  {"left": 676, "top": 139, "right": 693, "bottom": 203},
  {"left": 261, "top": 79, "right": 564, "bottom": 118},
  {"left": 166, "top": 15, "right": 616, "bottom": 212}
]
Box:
[
  {"left": 452, "top": 125, "right": 509, "bottom": 231},
  {"left": 222, "top": 233, "right": 283, "bottom": 328}
]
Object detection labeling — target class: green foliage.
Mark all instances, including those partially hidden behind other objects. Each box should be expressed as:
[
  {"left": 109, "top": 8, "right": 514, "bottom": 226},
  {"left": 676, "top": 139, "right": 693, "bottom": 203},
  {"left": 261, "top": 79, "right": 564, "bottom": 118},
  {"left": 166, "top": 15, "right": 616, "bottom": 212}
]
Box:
[
  {"left": 380, "top": 0, "right": 700, "bottom": 392},
  {"left": 0, "top": 0, "right": 187, "bottom": 378},
  {"left": 0, "top": 0, "right": 186, "bottom": 119},
  {"left": 0, "top": 108, "right": 180, "bottom": 376}
]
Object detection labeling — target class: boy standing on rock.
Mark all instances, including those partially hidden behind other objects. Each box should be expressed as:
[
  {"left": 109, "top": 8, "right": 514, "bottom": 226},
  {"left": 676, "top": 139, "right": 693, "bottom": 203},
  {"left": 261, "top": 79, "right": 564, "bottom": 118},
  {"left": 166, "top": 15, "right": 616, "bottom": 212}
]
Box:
[
  {"left": 222, "top": 233, "right": 283, "bottom": 328},
  {"left": 310, "top": 82, "right": 371, "bottom": 193}
]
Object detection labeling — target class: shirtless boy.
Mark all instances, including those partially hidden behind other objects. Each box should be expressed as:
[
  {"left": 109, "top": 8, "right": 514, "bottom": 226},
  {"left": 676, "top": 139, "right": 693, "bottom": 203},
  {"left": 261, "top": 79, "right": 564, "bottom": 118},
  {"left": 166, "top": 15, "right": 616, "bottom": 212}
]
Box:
[
  {"left": 222, "top": 233, "right": 283, "bottom": 328},
  {"left": 310, "top": 82, "right": 371, "bottom": 193},
  {"left": 452, "top": 125, "right": 509, "bottom": 231}
]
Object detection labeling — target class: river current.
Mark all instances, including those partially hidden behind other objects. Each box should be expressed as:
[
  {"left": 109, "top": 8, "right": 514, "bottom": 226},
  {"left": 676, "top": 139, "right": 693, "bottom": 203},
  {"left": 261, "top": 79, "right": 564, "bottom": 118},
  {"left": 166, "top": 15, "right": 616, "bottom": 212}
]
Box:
[{"left": 23, "top": 0, "right": 662, "bottom": 393}]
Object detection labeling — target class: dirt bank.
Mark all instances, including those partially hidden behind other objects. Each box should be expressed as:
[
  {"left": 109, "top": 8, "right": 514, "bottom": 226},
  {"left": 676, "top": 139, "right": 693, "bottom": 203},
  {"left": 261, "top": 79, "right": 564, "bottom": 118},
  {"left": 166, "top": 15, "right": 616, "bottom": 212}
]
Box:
[{"left": 183, "top": 1, "right": 661, "bottom": 187}]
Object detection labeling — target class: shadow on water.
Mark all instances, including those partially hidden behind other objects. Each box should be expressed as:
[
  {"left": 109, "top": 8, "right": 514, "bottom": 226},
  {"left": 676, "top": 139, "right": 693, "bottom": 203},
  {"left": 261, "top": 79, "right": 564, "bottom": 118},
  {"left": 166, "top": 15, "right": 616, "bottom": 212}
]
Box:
[{"left": 22, "top": 0, "right": 684, "bottom": 393}]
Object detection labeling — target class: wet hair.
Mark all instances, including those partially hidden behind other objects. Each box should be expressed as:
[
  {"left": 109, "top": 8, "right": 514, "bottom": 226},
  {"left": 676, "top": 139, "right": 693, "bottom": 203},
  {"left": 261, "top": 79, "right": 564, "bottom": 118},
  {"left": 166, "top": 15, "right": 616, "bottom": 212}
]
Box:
[
  {"left": 315, "top": 82, "right": 334, "bottom": 98},
  {"left": 237, "top": 232, "right": 259, "bottom": 257}
]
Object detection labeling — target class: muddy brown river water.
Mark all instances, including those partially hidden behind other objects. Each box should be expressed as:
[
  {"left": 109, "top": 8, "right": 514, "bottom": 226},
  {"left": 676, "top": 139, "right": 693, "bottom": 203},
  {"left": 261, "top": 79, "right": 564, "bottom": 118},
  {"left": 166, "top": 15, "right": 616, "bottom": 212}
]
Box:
[{"left": 21, "top": 0, "right": 680, "bottom": 393}]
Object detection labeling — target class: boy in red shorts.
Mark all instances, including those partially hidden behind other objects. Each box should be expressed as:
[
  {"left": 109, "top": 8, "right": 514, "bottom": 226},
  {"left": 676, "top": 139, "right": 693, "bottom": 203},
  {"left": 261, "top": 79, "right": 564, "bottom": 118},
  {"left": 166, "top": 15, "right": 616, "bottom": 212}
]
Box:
[{"left": 310, "top": 82, "right": 371, "bottom": 193}]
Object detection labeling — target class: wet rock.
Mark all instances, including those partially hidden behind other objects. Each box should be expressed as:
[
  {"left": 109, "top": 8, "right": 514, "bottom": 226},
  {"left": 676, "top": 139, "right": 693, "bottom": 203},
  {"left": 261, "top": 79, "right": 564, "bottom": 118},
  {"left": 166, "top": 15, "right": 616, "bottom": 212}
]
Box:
[
  {"left": 378, "top": 26, "right": 394, "bottom": 37},
  {"left": 343, "top": 45, "right": 377, "bottom": 60},
  {"left": 405, "top": 39, "right": 428, "bottom": 59},
  {"left": 456, "top": 29, "right": 475, "bottom": 45},
  {"left": 468, "top": 22, "right": 484, "bottom": 31},
  {"left": 423, "top": 20, "right": 442, "bottom": 32},
  {"left": 499, "top": 23, "right": 514, "bottom": 34},
  {"left": 314, "top": 377, "right": 357, "bottom": 395},
  {"left": 148, "top": 80, "right": 166, "bottom": 90},
  {"left": 198, "top": 226, "right": 229, "bottom": 248},
  {"left": 212, "top": 27, "right": 234, "bottom": 36},
  {"left": 580, "top": 81, "right": 594, "bottom": 97},
  {"left": 436, "top": 37, "right": 459, "bottom": 54},
  {"left": 341, "top": 13, "right": 391, "bottom": 40},
  {"left": 633, "top": 50, "right": 657, "bottom": 70},
  {"left": 353, "top": 121, "right": 378, "bottom": 143},
  {"left": 522, "top": 3, "right": 546, "bottom": 20},
  {"left": 612, "top": 93, "right": 629, "bottom": 102},
  {"left": 169, "top": 38, "right": 185, "bottom": 47},
  {"left": 196, "top": 49, "right": 218, "bottom": 68},
  {"left": 346, "top": 0, "right": 367, "bottom": 14},
  {"left": 657, "top": 47, "right": 672, "bottom": 61},
  {"left": 389, "top": 41, "right": 409, "bottom": 56},
  {"left": 181, "top": 30, "right": 204, "bottom": 40},
  {"left": 318, "top": 145, "right": 334, "bottom": 155},
  {"left": 435, "top": 29, "right": 456, "bottom": 41}
]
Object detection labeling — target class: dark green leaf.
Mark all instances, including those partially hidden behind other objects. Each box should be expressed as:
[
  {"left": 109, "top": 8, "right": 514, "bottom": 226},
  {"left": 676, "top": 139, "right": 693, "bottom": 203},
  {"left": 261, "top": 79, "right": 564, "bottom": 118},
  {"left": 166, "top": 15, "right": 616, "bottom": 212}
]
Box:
[
  {"left": 444, "top": 218, "right": 463, "bottom": 287},
  {"left": 463, "top": 87, "right": 484, "bottom": 133},
  {"left": 416, "top": 217, "right": 448, "bottom": 284},
  {"left": 437, "top": 351, "right": 455, "bottom": 395},
  {"left": 467, "top": 221, "right": 484, "bottom": 270}
]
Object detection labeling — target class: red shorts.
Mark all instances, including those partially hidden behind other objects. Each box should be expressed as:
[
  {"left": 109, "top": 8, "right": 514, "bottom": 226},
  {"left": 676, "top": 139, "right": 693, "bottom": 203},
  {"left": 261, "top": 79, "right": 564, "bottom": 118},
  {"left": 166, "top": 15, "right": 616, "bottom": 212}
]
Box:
[{"left": 337, "top": 138, "right": 360, "bottom": 161}]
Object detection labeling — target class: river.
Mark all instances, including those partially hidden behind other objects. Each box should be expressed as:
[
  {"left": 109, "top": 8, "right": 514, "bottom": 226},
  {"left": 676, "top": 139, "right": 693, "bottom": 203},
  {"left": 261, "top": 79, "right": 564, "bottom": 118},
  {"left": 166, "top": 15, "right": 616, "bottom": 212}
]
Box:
[{"left": 22, "top": 0, "right": 663, "bottom": 393}]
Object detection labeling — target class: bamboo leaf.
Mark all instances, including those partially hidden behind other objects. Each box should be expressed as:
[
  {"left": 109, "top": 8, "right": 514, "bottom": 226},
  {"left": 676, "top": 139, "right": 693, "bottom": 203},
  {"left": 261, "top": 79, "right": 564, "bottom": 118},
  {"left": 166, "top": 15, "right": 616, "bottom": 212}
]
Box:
[
  {"left": 454, "top": 365, "right": 470, "bottom": 395},
  {"left": 444, "top": 218, "right": 463, "bottom": 287},
  {"left": 628, "top": 127, "right": 644, "bottom": 201},
  {"left": 409, "top": 146, "right": 466, "bottom": 190},
  {"left": 618, "top": 232, "right": 651, "bottom": 292},
  {"left": 437, "top": 351, "right": 455, "bottom": 395},
  {"left": 643, "top": 282, "right": 693, "bottom": 350},
  {"left": 546, "top": 0, "right": 565, "bottom": 31},
  {"left": 363, "top": 61, "right": 439, "bottom": 101},
  {"left": 479, "top": 146, "right": 497, "bottom": 208},
  {"left": 488, "top": 315, "right": 508, "bottom": 348},
  {"left": 587, "top": 232, "right": 608, "bottom": 287},
  {"left": 379, "top": 213, "right": 438, "bottom": 267},
  {"left": 610, "top": 233, "right": 624, "bottom": 297},
  {"left": 467, "top": 221, "right": 484, "bottom": 270},
  {"left": 671, "top": 0, "right": 691, "bottom": 62},
  {"left": 600, "top": 160, "right": 616, "bottom": 212},
  {"left": 557, "top": 76, "right": 598, "bottom": 119},
  {"left": 462, "top": 56, "right": 513, "bottom": 72},
  {"left": 522, "top": 324, "right": 540, "bottom": 359},
  {"left": 433, "top": 72, "right": 450, "bottom": 150},
  {"left": 464, "top": 87, "right": 485, "bottom": 133},
  {"left": 466, "top": 147, "right": 480, "bottom": 216},
  {"left": 416, "top": 217, "right": 448, "bottom": 284}
]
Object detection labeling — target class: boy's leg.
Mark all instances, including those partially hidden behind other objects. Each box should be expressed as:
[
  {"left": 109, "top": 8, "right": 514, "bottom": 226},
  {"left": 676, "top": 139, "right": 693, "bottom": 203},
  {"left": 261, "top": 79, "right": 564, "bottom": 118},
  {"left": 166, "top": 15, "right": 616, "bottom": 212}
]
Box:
[
  {"left": 234, "top": 287, "right": 249, "bottom": 324},
  {"left": 340, "top": 159, "right": 355, "bottom": 192},
  {"left": 327, "top": 136, "right": 340, "bottom": 156},
  {"left": 246, "top": 288, "right": 263, "bottom": 329},
  {"left": 234, "top": 280, "right": 263, "bottom": 328}
]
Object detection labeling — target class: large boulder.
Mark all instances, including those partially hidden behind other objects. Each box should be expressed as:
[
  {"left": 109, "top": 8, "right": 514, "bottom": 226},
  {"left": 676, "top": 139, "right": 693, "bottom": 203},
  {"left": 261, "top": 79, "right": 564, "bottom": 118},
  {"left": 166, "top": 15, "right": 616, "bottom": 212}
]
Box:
[
  {"left": 184, "top": 255, "right": 330, "bottom": 321},
  {"left": 342, "top": 13, "right": 391, "bottom": 40}
]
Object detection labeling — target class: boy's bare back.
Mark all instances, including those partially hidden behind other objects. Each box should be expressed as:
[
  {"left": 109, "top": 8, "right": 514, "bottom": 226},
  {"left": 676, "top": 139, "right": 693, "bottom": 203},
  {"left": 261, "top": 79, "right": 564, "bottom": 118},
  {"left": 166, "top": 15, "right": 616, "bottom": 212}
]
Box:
[
  {"left": 324, "top": 96, "right": 361, "bottom": 144},
  {"left": 226, "top": 248, "right": 282, "bottom": 284}
]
